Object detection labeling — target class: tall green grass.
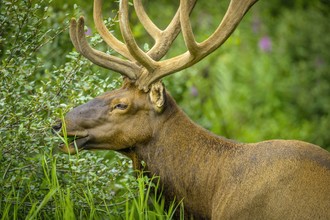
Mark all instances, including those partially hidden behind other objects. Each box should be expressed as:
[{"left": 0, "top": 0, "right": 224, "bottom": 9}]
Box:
[
  {"left": 125, "top": 174, "right": 183, "bottom": 220},
  {"left": 1, "top": 150, "right": 183, "bottom": 219}
]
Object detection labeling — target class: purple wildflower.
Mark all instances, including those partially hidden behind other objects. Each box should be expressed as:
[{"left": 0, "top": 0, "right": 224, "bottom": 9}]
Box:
[
  {"left": 190, "top": 86, "right": 198, "bottom": 97},
  {"left": 85, "top": 27, "right": 92, "bottom": 36},
  {"left": 258, "top": 36, "right": 272, "bottom": 52}
]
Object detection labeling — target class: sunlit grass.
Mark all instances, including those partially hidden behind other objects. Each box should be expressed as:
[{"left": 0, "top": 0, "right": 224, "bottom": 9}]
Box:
[
  {"left": 1, "top": 152, "right": 183, "bottom": 219},
  {"left": 125, "top": 173, "right": 183, "bottom": 220}
]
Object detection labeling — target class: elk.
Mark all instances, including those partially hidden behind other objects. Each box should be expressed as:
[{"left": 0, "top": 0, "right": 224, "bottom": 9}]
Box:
[{"left": 53, "top": 0, "right": 330, "bottom": 219}]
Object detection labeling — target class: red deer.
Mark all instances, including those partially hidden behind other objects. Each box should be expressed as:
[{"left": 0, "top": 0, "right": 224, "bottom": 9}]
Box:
[{"left": 53, "top": 0, "right": 330, "bottom": 219}]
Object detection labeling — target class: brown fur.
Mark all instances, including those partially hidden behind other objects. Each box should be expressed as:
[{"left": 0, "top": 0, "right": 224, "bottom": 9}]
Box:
[{"left": 54, "top": 81, "right": 330, "bottom": 219}]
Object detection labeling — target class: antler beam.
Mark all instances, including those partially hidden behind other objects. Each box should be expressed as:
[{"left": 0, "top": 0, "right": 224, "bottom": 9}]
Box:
[{"left": 93, "top": 0, "right": 133, "bottom": 60}]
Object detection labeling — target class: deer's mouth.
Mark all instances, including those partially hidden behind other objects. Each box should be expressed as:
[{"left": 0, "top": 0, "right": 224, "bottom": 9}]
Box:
[
  {"left": 59, "top": 134, "right": 90, "bottom": 154},
  {"left": 52, "top": 122, "right": 90, "bottom": 154}
]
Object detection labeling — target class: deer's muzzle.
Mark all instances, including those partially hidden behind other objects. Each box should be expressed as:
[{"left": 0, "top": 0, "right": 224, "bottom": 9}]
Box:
[{"left": 52, "top": 122, "right": 90, "bottom": 154}]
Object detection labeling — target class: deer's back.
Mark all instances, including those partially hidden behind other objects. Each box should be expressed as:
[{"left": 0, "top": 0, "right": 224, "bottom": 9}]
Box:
[{"left": 212, "top": 140, "right": 330, "bottom": 219}]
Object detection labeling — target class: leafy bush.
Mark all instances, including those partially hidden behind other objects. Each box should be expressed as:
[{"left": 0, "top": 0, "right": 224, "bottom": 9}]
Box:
[
  {"left": 0, "top": 0, "right": 183, "bottom": 218},
  {"left": 1, "top": 0, "right": 130, "bottom": 218}
]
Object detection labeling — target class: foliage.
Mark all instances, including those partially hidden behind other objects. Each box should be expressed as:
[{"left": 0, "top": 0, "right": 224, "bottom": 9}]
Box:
[
  {"left": 0, "top": 0, "right": 329, "bottom": 219},
  {"left": 166, "top": 1, "right": 330, "bottom": 150},
  {"left": 0, "top": 0, "right": 130, "bottom": 218},
  {"left": 125, "top": 173, "right": 183, "bottom": 220}
]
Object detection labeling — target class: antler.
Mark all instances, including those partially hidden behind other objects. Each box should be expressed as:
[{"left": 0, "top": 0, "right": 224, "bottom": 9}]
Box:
[
  {"left": 133, "top": 0, "right": 196, "bottom": 61},
  {"left": 69, "top": 0, "right": 257, "bottom": 91},
  {"left": 136, "top": 0, "right": 258, "bottom": 90},
  {"left": 69, "top": 16, "right": 139, "bottom": 79}
]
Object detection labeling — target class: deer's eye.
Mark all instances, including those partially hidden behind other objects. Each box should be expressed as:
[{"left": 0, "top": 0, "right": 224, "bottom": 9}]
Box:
[{"left": 114, "top": 103, "right": 128, "bottom": 110}]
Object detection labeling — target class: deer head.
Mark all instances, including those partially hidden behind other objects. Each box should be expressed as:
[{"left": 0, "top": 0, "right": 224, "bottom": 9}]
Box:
[
  {"left": 53, "top": 0, "right": 258, "bottom": 155},
  {"left": 55, "top": 80, "right": 171, "bottom": 155}
]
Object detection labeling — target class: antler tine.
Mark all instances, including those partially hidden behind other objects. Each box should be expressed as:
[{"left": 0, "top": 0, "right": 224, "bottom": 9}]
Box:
[
  {"left": 70, "top": 17, "right": 139, "bottom": 79},
  {"left": 93, "top": 0, "right": 134, "bottom": 60},
  {"left": 180, "top": 0, "right": 199, "bottom": 56},
  {"left": 181, "top": 0, "right": 259, "bottom": 57},
  {"left": 146, "top": 9, "right": 180, "bottom": 61},
  {"left": 134, "top": 0, "right": 197, "bottom": 61},
  {"left": 119, "top": 0, "right": 158, "bottom": 73},
  {"left": 133, "top": 0, "right": 161, "bottom": 40},
  {"left": 197, "top": 0, "right": 258, "bottom": 55},
  {"left": 69, "top": 18, "right": 82, "bottom": 53}
]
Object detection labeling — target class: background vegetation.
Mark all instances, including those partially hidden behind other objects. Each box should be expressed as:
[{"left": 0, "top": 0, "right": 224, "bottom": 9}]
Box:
[{"left": 1, "top": 0, "right": 329, "bottom": 219}]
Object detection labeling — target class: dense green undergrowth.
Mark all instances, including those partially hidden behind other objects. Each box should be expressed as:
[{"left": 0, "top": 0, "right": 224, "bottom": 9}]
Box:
[{"left": 1, "top": 0, "right": 329, "bottom": 219}]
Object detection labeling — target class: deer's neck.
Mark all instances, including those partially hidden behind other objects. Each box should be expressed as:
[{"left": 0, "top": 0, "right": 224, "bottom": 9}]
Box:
[{"left": 134, "top": 95, "right": 239, "bottom": 218}]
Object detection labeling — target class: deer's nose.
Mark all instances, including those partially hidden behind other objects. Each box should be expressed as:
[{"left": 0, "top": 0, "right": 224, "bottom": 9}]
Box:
[{"left": 52, "top": 122, "right": 62, "bottom": 134}]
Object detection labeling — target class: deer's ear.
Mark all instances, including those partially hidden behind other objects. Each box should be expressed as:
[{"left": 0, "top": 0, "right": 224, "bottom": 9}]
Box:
[{"left": 149, "top": 81, "right": 166, "bottom": 113}]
